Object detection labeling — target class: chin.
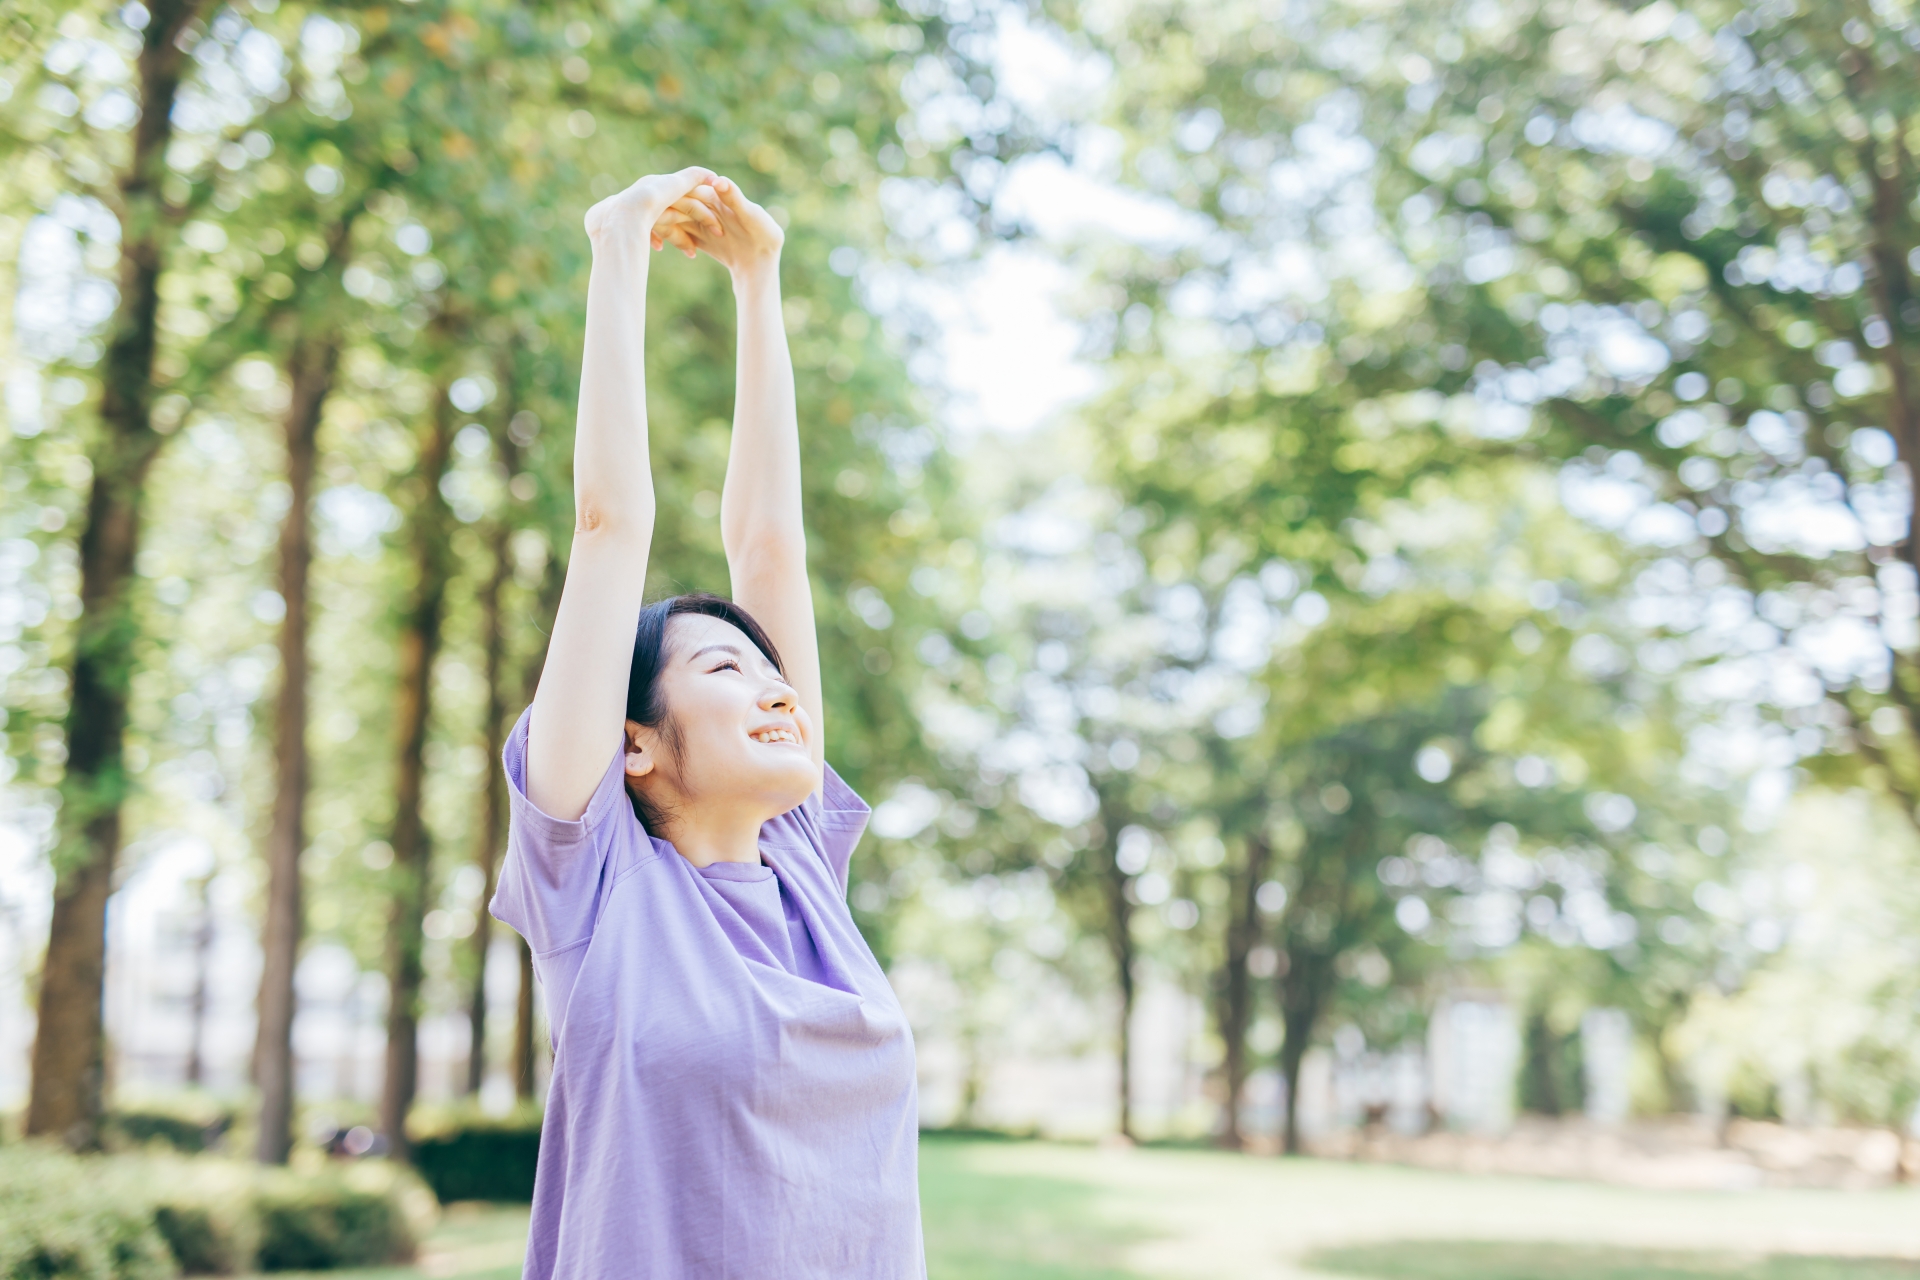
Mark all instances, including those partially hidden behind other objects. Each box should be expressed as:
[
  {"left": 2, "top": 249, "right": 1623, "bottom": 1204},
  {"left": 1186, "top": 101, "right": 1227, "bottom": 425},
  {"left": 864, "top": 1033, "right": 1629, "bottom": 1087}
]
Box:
[{"left": 745, "top": 752, "right": 820, "bottom": 815}]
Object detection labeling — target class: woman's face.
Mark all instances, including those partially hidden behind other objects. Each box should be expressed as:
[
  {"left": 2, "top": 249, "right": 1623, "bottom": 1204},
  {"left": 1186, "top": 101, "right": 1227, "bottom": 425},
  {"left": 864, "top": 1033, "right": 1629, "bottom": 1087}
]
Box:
[{"left": 625, "top": 614, "right": 819, "bottom": 822}]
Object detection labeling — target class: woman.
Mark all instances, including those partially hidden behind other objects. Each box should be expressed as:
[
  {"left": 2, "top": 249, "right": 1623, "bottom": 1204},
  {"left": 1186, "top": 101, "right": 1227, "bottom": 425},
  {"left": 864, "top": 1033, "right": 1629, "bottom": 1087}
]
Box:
[{"left": 490, "top": 167, "right": 923, "bottom": 1278}]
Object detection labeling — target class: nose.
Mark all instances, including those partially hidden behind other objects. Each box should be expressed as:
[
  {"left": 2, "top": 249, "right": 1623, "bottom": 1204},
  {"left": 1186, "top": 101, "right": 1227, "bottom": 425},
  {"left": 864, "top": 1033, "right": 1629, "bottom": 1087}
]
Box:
[{"left": 759, "top": 681, "right": 795, "bottom": 712}]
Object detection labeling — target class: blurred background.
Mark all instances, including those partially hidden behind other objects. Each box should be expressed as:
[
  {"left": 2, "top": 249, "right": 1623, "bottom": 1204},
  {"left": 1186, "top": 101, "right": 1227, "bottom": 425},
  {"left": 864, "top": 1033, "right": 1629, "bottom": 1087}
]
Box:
[{"left": 5, "top": 0, "right": 1920, "bottom": 1276}]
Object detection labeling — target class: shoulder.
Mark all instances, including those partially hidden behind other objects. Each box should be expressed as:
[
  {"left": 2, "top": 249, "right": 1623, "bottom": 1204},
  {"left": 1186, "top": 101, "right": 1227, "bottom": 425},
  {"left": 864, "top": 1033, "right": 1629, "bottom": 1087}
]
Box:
[
  {"left": 764, "top": 763, "right": 870, "bottom": 893},
  {"left": 504, "top": 706, "right": 634, "bottom": 846}
]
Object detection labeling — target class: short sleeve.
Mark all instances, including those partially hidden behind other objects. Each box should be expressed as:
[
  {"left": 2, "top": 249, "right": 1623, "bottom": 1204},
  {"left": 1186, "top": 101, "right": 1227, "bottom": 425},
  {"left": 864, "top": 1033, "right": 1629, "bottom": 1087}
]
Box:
[
  {"left": 765, "top": 763, "right": 871, "bottom": 896},
  {"left": 488, "top": 706, "right": 636, "bottom": 955}
]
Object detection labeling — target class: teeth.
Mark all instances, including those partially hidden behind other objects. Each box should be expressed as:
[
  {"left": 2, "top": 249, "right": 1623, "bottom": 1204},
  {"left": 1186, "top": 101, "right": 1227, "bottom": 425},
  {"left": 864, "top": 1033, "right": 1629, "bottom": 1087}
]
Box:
[{"left": 751, "top": 728, "right": 798, "bottom": 745}]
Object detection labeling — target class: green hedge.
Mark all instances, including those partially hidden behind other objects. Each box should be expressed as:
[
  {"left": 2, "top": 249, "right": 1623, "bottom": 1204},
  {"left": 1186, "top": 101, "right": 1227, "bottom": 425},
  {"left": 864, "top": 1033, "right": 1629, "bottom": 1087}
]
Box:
[
  {"left": 253, "top": 1176, "right": 413, "bottom": 1272},
  {"left": 103, "top": 1104, "right": 234, "bottom": 1155},
  {"left": 0, "top": 1145, "right": 431, "bottom": 1276},
  {"left": 411, "top": 1116, "right": 542, "bottom": 1203},
  {"left": 0, "top": 1146, "right": 176, "bottom": 1280}
]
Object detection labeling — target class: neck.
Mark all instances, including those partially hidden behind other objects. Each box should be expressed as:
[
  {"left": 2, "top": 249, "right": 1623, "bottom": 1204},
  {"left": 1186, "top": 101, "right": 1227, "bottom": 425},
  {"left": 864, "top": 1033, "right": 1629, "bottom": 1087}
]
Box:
[{"left": 653, "top": 798, "right": 766, "bottom": 868}]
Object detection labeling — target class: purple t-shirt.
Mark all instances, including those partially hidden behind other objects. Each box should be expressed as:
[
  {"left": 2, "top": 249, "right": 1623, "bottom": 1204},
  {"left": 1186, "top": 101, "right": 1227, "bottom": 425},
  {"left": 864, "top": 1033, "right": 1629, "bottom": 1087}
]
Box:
[{"left": 490, "top": 709, "right": 924, "bottom": 1278}]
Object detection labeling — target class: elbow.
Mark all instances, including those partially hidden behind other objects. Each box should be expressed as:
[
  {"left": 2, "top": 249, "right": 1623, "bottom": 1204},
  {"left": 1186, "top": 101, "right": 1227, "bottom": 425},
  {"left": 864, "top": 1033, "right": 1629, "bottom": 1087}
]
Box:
[{"left": 573, "top": 497, "right": 654, "bottom": 544}]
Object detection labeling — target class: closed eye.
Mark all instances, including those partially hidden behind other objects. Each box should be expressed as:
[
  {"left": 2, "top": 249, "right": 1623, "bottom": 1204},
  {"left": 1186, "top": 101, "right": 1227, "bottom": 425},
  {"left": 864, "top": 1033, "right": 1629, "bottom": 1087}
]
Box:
[{"left": 710, "top": 660, "right": 741, "bottom": 673}]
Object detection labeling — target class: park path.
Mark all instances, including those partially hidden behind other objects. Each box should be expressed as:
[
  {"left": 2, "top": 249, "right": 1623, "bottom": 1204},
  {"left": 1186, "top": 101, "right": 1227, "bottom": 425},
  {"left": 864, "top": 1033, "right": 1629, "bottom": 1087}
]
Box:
[{"left": 958, "top": 1141, "right": 1920, "bottom": 1280}]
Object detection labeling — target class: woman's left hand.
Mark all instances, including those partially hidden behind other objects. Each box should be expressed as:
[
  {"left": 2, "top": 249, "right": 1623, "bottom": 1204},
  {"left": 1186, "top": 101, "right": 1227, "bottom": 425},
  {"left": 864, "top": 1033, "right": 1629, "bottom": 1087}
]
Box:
[{"left": 652, "top": 175, "right": 784, "bottom": 276}]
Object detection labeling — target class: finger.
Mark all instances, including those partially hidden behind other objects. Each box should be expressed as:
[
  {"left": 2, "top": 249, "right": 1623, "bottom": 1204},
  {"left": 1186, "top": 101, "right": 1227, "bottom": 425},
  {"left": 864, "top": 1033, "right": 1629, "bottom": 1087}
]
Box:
[
  {"left": 692, "top": 191, "right": 725, "bottom": 235},
  {"left": 666, "top": 165, "right": 717, "bottom": 200},
  {"left": 715, "top": 175, "right": 754, "bottom": 215},
  {"left": 706, "top": 178, "right": 743, "bottom": 225},
  {"left": 665, "top": 196, "right": 718, "bottom": 234},
  {"left": 668, "top": 193, "right": 723, "bottom": 237},
  {"left": 662, "top": 224, "right": 702, "bottom": 256}
]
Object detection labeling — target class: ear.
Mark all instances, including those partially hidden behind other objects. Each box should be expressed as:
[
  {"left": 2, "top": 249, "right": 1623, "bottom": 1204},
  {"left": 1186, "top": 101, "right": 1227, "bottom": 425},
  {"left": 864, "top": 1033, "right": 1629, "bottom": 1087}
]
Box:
[{"left": 623, "top": 719, "right": 656, "bottom": 779}]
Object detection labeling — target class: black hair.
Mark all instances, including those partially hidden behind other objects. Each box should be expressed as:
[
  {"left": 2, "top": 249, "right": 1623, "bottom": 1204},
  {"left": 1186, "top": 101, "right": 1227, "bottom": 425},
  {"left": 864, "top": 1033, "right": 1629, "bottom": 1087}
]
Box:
[{"left": 623, "top": 592, "right": 787, "bottom": 833}]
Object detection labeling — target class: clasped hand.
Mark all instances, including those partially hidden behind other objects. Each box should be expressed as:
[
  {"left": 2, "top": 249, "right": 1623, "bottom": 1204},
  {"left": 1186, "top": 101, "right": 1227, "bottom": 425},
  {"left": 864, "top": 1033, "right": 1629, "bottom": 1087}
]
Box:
[{"left": 583, "top": 166, "right": 783, "bottom": 275}]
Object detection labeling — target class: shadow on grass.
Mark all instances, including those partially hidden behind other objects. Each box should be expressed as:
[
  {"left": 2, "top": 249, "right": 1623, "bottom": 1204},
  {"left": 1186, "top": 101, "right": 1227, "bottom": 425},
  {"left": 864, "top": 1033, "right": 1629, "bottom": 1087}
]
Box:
[
  {"left": 1308, "top": 1241, "right": 1920, "bottom": 1280},
  {"left": 920, "top": 1134, "right": 1147, "bottom": 1280}
]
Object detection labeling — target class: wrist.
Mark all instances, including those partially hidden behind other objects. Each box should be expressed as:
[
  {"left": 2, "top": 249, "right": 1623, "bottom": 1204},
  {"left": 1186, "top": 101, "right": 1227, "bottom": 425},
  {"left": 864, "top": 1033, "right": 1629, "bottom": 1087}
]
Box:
[
  {"left": 730, "top": 253, "right": 782, "bottom": 294},
  {"left": 589, "top": 227, "right": 654, "bottom": 272},
  {"left": 588, "top": 202, "right": 669, "bottom": 251}
]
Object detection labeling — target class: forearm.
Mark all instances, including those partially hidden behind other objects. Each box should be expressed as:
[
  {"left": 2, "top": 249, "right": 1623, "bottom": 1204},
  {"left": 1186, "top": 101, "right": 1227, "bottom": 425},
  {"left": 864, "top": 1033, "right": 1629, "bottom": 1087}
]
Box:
[
  {"left": 574, "top": 236, "right": 658, "bottom": 537},
  {"left": 720, "top": 264, "right": 804, "bottom": 568}
]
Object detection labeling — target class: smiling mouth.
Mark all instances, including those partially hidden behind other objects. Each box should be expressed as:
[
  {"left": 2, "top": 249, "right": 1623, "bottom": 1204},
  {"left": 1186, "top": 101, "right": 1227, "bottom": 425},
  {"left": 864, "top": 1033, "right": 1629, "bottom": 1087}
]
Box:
[{"left": 749, "top": 727, "right": 802, "bottom": 746}]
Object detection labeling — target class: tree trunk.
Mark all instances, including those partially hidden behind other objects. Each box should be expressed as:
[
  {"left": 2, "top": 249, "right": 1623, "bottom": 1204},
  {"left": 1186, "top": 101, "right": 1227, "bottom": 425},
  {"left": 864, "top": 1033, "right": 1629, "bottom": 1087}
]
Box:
[
  {"left": 1863, "top": 131, "right": 1920, "bottom": 590},
  {"left": 505, "top": 534, "right": 563, "bottom": 1102},
  {"left": 379, "top": 374, "right": 460, "bottom": 1161},
  {"left": 462, "top": 385, "right": 526, "bottom": 1096},
  {"left": 462, "top": 512, "right": 512, "bottom": 1095},
  {"left": 185, "top": 872, "right": 214, "bottom": 1088},
  {"left": 25, "top": 0, "right": 204, "bottom": 1150},
  {"left": 1215, "top": 833, "right": 1271, "bottom": 1150},
  {"left": 252, "top": 333, "right": 339, "bottom": 1163},
  {"left": 512, "top": 935, "right": 537, "bottom": 1100},
  {"left": 1095, "top": 814, "right": 1137, "bottom": 1141},
  {"left": 1276, "top": 946, "right": 1329, "bottom": 1156},
  {"left": 956, "top": 1019, "right": 984, "bottom": 1129}
]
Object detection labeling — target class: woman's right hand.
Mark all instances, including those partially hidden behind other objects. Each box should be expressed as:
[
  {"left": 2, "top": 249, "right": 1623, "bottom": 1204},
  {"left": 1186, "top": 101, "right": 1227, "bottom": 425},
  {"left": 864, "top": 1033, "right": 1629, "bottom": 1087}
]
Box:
[{"left": 583, "top": 167, "right": 722, "bottom": 252}]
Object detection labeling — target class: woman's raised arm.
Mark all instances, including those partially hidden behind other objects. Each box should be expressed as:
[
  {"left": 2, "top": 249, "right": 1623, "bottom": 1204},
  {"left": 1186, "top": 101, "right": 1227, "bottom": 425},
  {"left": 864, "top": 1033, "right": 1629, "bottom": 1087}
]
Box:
[
  {"left": 525, "top": 168, "right": 722, "bottom": 820},
  {"left": 675, "top": 177, "right": 826, "bottom": 769}
]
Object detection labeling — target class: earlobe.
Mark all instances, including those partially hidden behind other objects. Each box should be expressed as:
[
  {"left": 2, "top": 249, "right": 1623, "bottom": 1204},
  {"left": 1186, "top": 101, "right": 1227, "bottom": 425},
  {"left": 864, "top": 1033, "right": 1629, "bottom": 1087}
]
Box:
[{"left": 624, "top": 720, "right": 654, "bottom": 778}]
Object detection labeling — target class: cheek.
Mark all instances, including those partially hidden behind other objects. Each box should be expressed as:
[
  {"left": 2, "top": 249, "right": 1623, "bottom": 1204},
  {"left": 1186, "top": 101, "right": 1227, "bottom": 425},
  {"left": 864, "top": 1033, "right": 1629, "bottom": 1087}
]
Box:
[{"left": 669, "top": 680, "right": 758, "bottom": 749}]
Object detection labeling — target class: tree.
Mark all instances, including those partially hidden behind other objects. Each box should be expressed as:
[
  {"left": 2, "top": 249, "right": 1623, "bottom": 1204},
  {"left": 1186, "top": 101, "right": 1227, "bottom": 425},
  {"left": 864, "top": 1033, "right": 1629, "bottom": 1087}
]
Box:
[
  {"left": 0, "top": 0, "right": 1030, "bottom": 1150},
  {"left": 17, "top": 0, "right": 211, "bottom": 1150},
  {"left": 379, "top": 351, "right": 459, "bottom": 1162},
  {"left": 460, "top": 385, "right": 518, "bottom": 1098},
  {"left": 253, "top": 304, "right": 343, "bottom": 1163},
  {"left": 1369, "top": 1, "right": 1920, "bottom": 816},
  {"left": 997, "top": 0, "right": 1763, "bottom": 1147},
  {"left": 1208, "top": 776, "right": 1273, "bottom": 1149}
]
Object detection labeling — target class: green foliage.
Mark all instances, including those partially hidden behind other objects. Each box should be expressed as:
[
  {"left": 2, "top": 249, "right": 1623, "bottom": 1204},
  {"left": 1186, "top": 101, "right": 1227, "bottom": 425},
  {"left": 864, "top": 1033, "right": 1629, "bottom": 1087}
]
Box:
[
  {"left": 1, "top": 0, "right": 1009, "bottom": 1126},
  {"left": 0, "top": 1145, "right": 178, "bottom": 1280},
  {"left": 164, "top": 1159, "right": 426, "bottom": 1275},
  {"left": 8, "top": 0, "right": 1918, "bottom": 1165},
  {"left": 1674, "top": 790, "right": 1920, "bottom": 1128},
  {"left": 890, "top": 0, "right": 1912, "bottom": 1139},
  {"left": 251, "top": 1177, "right": 413, "bottom": 1274},
  {"left": 103, "top": 1102, "right": 235, "bottom": 1155},
  {"left": 0, "top": 1146, "right": 429, "bottom": 1277},
  {"left": 408, "top": 1116, "right": 541, "bottom": 1204}
]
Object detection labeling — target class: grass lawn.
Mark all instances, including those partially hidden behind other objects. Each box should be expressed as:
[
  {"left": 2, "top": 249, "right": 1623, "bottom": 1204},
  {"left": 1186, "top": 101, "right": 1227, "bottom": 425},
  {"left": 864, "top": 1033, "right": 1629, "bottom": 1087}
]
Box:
[
  {"left": 1308, "top": 1241, "right": 1920, "bottom": 1280},
  {"left": 264, "top": 1136, "right": 1920, "bottom": 1279}
]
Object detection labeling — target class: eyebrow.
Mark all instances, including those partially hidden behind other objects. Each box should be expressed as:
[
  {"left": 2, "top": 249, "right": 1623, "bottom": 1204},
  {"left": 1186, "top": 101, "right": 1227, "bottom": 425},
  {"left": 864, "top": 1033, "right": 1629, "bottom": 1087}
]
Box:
[
  {"left": 688, "top": 641, "right": 791, "bottom": 683},
  {"left": 688, "top": 644, "right": 745, "bottom": 663}
]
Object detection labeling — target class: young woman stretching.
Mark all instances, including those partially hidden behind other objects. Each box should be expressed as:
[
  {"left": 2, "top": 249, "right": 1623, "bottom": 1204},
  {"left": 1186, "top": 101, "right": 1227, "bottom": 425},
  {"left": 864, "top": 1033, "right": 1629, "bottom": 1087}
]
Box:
[{"left": 491, "top": 167, "right": 923, "bottom": 1277}]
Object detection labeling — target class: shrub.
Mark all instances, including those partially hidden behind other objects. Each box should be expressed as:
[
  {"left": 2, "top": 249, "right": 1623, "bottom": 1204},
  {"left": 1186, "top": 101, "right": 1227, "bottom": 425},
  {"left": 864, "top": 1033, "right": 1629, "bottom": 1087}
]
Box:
[
  {"left": 251, "top": 1164, "right": 424, "bottom": 1272},
  {"left": 103, "top": 1104, "right": 233, "bottom": 1156},
  {"left": 0, "top": 1144, "right": 178, "bottom": 1280},
  {"left": 145, "top": 1162, "right": 257, "bottom": 1275},
  {"left": 151, "top": 1205, "right": 237, "bottom": 1276},
  {"left": 0, "top": 1145, "right": 431, "bottom": 1276},
  {"left": 411, "top": 1115, "right": 542, "bottom": 1203}
]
